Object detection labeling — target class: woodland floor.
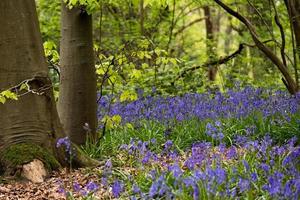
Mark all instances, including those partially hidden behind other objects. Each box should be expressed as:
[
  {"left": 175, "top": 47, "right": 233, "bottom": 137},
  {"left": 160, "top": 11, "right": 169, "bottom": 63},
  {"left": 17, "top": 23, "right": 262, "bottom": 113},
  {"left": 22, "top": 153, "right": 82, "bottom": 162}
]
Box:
[{"left": 0, "top": 168, "right": 111, "bottom": 200}]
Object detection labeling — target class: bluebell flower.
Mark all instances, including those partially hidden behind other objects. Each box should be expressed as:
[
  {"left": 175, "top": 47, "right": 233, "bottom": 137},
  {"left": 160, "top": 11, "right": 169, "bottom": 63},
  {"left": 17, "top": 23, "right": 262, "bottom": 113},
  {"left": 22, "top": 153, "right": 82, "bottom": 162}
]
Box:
[
  {"left": 151, "top": 138, "right": 157, "bottom": 144},
  {"left": 132, "top": 184, "right": 141, "bottom": 194},
  {"left": 130, "top": 196, "right": 137, "bottom": 200},
  {"left": 80, "top": 189, "right": 88, "bottom": 196},
  {"left": 57, "top": 186, "right": 66, "bottom": 195},
  {"left": 193, "top": 170, "right": 206, "bottom": 181},
  {"left": 260, "top": 163, "right": 270, "bottom": 173},
  {"left": 142, "top": 151, "right": 152, "bottom": 164},
  {"left": 86, "top": 181, "right": 99, "bottom": 192},
  {"left": 250, "top": 172, "right": 258, "bottom": 182},
  {"left": 242, "top": 160, "right": 250, "bottom": 172},
  {"left": 192, "top": 184, "right": 200, "bottom": 200},
  {"left": 283, "top": 180, "right": 294, "bottom": 198},
  {"left": 73, "top": 182, "right": 81, "bottom": 192},
  {"left": 119, "top": 144, "right": 128, "bottom": 150},
  {"left": 105, "top": 159, "right": 112, "bottom": 168},
  {"left": 149, "top": 180, "right": 160, "bottom": 197},
  {"left": 101, "top": 177, "right": 108, "bottom": 186},
  {"left": 168, "top": 163, "right": 182, "bottom": 178},
  {"left": 148, "top": 169, "right": 157, "bottom": 180},
  {"left": 158, "top": 183, "right": 169, "bottom": 196},
  {"left": 215, "top": 167, "right": 227, "bottom": 184},
  {"left": 215, "top": 120, "right": 222, "bottom": 127},
  {"left": 164, "top": 140, "right": 173, "bottom": 149},
  {"left": 112, "top": 180, "right": 124, "bottom": 198},
  {"left": 238, "top": 178, "right": 250, "bottom": 193},
  {"left": 56, "top": 137, "right": 72, "bottom": 155},
  {"left": 226, "top": 146, "right": 237, "bottom": 159}
]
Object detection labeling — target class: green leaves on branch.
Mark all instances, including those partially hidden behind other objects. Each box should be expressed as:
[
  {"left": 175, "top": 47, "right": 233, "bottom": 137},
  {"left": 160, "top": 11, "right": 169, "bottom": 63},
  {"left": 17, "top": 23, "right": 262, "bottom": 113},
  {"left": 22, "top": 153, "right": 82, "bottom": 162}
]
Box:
[
  {"left": 63, "top": 0, "right": 100, "bottom": 14},
  {"left": 131, "top": 0, "right": 174, "bottom": 8},
  {"left": 0, "top": 90, "right": 18, "bottom": 104},
  {"left": 101, "top": 114, "right": 134, "bottom": 131},
  {"left": 120, "top": 90, "right": 138, "bottom": 102},
  {"left": 101, "top": 115, "right": 122, "bottom": 130},
  {"left": 96, "top": 37, "right": 182, "bottom": 96},
  {"left": 44, "top": 41, "right": 59, "bottom": 64}
]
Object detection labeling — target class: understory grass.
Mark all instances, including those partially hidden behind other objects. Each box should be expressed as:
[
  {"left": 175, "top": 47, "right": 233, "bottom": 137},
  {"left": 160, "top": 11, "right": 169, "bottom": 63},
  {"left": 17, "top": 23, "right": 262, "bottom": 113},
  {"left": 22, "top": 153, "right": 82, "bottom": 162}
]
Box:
[{"left": 60, "top": 87, "right": 300, "bottom": 199}]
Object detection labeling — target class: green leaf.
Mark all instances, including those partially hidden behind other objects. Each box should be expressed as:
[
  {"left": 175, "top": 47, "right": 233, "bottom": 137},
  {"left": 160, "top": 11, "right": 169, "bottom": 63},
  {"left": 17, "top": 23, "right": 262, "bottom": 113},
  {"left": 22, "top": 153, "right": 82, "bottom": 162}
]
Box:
[
  {"left": 112, "top": 115, "right": 122, "bottom": 125},
  {"left": 120, "top": 90, "right": 138, "bottom": 102},
  {"left": 20, "top": 83, "right": 28, "bottom": 91},
  {"left": 0, "top": 95, "right": 6, "bottom": 104},
  {"left": 1, "top": 91, "right": 18, "bottom": 100}
]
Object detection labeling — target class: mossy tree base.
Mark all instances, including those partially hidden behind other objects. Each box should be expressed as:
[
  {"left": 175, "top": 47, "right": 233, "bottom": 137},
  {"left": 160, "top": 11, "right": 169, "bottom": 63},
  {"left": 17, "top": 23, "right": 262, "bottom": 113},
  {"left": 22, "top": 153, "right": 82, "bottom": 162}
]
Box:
[{"left": 0, "top": 143, "right": 60, "bottom": 176}]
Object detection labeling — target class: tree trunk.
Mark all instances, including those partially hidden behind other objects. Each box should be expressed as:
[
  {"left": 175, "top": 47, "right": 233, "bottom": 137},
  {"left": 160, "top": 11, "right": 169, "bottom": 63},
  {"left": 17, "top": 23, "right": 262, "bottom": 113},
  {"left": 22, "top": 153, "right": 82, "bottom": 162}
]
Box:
[
  {"left": 0, "top": 0, "right": 65, "bottom": 171},
  {"left": 286, "top": 0, "right": 300, "bottom": 58},
  {"left": 58, "top": 2, "right": 97, "bottom": 145},
  {"left": 139, "top": 0, "right": 145, "bottom": 35},
  {"left": 204, "top": 6, "right": 219, "bottom": 81},
  {"left": 248, "top": 1, "right": 274, "bottom": 81},
  {"left": 224, "top": 16, "right": 233, "bottom": 54}
]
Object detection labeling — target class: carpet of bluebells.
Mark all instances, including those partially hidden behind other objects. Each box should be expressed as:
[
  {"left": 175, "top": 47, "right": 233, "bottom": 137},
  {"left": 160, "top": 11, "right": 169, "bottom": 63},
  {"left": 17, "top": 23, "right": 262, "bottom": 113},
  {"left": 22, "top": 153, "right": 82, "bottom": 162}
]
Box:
[{"left": 60, "top": 87, "right": 300, "bottom": 199}]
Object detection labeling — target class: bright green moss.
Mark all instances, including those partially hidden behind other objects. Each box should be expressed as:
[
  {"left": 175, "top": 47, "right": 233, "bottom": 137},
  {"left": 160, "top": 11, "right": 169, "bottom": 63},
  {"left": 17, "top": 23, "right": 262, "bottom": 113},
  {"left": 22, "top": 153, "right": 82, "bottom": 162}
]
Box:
[{"left": 1, "top": 143, "right": 61, "bottom": 172}]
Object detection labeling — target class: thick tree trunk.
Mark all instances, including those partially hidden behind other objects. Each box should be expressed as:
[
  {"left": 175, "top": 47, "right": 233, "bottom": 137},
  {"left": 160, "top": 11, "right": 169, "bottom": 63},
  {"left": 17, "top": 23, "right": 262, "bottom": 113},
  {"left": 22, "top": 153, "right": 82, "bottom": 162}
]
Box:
[
  {"left": 58, "top": 2, "right": 97, "bottom": 145},
  {"left": 0, "top": 0, "right": 65, "bottom": 169},
  {"left": 204, "top": 6, "right": 219, "bottom": 81}
]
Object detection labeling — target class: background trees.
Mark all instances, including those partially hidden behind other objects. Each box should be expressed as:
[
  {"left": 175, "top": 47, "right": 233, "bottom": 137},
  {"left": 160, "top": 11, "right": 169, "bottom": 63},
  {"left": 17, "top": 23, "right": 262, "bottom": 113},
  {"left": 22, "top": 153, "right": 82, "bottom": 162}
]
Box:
[
  {"left": 37, "top": 0, "right": 300, "bottom": 97},
  {"left": 214, "top": 0, "right": 299, "bottom": 94}
]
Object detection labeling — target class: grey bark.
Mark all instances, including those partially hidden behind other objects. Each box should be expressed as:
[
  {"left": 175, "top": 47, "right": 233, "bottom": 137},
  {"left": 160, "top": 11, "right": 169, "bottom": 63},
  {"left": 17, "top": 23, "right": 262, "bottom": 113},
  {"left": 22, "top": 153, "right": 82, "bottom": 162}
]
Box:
[
  {"left": 0, "top": 0, "right": 65, "bottom": 162},
  {"left": 58, "top": 2, "right": 97, "bottom": 145}
]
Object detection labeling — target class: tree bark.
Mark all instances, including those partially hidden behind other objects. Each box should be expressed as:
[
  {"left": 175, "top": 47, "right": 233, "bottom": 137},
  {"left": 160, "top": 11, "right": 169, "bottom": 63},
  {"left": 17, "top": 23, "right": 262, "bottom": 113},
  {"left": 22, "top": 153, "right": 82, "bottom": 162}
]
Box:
[
  {"left": 139, "top": 0, "right": 145, "bottom": 35},
  {"left": 0, "top": 0, "right": 65, "bottom": 168},
  {"left": 58, "top": 2, "right": 97, "bottom": 145},
  {"left": 285, "top": 0, "right": 300, "bottom": 58},
  {"left": 204, "top": 6, "right": 220, "bottom": 81}
]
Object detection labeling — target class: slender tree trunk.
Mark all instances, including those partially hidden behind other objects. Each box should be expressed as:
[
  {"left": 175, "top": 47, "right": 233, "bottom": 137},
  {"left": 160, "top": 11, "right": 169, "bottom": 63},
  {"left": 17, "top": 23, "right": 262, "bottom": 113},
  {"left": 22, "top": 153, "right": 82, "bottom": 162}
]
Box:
[
  {"left": 286, "top": 0, "right": 300, "bottom": 58},
  {"left": 58, "top": 2, "right": 97, "bottom": 145},
  {"left": 224, "top": 16, "right": 233, "bottom": 54},
  {"left": 285, "top": 0, "right": 300, "bottom": 85},
  {"left": 248, "top": 0, "right": 274, "bottom": 81},
  {"left": 139, "top": 0, "right": 145, "bottom": 35},
  {"left": 0, "top": 0, "right": 65, "bottom": 169},
  {"left": 204, "top": 6, "right": 219, "bottom": 81}
]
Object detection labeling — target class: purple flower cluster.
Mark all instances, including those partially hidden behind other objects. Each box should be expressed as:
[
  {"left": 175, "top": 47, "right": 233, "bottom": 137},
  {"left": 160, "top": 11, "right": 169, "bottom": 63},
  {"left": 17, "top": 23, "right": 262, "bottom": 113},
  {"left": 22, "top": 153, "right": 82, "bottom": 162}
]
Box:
[
  {"left": 56, "top": 137, "right": 72, "bottom": 155},
  {"left": 119, "top": 136, "right": 300, "bottom": 200},
  {"left": 98, "top": 87, "right": 300, "bottom": 126}
]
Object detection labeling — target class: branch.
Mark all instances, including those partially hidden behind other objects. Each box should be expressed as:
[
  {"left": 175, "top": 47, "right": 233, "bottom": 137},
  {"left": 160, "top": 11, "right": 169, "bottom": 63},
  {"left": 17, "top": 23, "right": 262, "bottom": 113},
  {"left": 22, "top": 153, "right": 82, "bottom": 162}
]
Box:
[
  {"left": 175, "top": 43, "right": 245, "bottom": 81},
  {"left": 174, "top": 17, "right": 207, "bottom": 37},
  {"left": 47, "top": 59, "right": 60, "bottom": 78},
  {"left": 246, "top": 0, "right": 274, "bottom": 38},
  {"left": 174, "top": 40, "right": 274, "bottom": 82},
  {"left": 271, "top": 0, "right": 287, "bottom": 67},
  {"left": 214, "top": 0, "right": 298, "bottom": 94}
]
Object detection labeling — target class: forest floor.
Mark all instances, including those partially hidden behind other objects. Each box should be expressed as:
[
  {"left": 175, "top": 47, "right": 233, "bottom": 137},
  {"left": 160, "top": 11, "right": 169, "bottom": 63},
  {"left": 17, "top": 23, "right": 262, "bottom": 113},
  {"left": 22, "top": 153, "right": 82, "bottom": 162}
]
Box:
[{"left": 0, "top": 168, "right": 109, "bottom": 200}]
